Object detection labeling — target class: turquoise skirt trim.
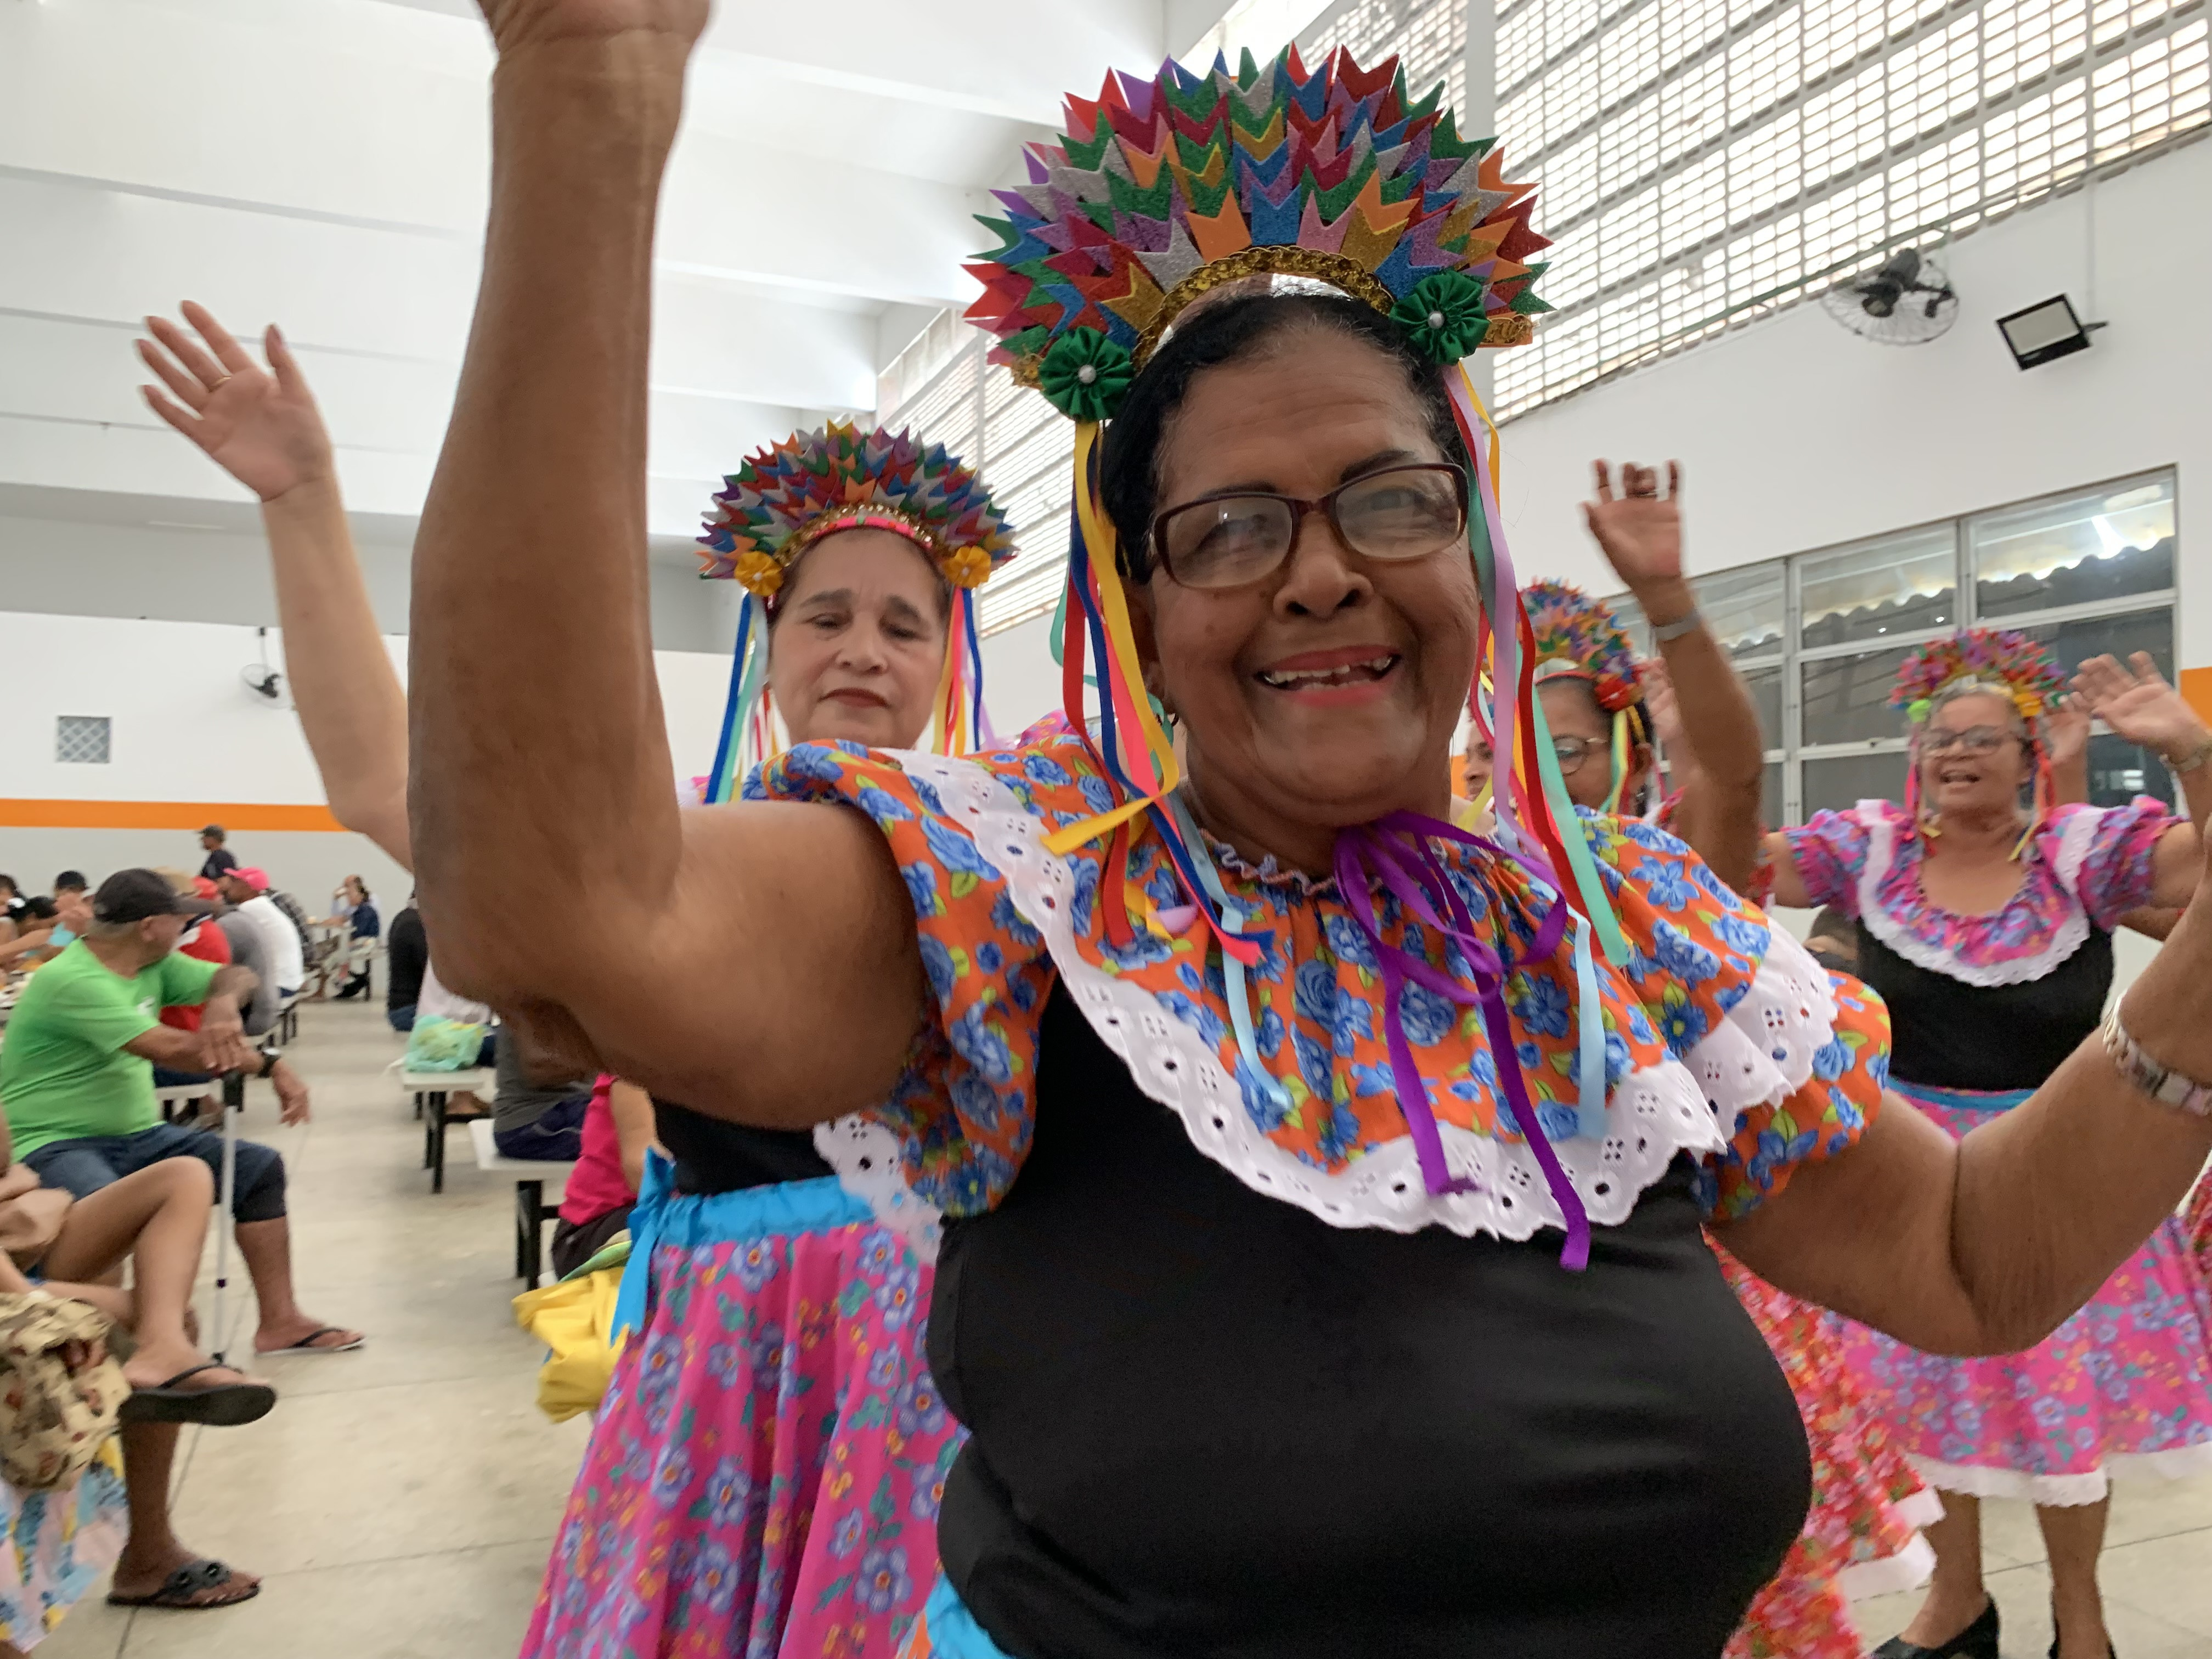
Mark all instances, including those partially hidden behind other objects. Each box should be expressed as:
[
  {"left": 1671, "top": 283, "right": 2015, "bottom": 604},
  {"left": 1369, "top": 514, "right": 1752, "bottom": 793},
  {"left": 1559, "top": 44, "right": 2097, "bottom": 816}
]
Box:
[
  {"left": 1892, "top": 1079, "right": 2035, "bottom": 1115},
  {"left": 611, "top": 1153, "right": 873, "bottom": 1342},
  {"left": 918, "top": 1577, "right": 1015, "bottom": 1659}
]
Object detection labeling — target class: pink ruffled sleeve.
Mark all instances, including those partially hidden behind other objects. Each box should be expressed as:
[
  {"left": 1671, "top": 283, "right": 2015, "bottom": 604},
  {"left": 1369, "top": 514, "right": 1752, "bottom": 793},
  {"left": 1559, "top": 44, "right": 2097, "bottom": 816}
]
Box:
[
  {"left": 1779, "top": 808, "right": 1874, "bottom": 914},
  {"left": 2070, "top": 797, "right": 2177, "bottom": 930}
]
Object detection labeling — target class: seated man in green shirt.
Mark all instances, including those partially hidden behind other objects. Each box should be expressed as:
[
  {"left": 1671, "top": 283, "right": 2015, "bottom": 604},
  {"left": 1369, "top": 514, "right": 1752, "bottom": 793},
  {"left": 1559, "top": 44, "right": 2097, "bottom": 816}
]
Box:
[{"left": 0, "top": 870, "right": 362, "bottom": 1359}]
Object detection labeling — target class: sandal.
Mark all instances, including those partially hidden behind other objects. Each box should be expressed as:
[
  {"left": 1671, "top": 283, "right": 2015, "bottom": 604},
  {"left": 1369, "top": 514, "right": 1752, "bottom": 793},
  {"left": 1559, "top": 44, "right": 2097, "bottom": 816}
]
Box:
[
  {"left": 260, "top": 1326, "right": 363, "bottom": 1355},
  {"left": 108, "top": 1558, "right": 261, "bottom": 1610},
  {"left": 120, "top": 1364, "right": 276, "bottom": 1427}
]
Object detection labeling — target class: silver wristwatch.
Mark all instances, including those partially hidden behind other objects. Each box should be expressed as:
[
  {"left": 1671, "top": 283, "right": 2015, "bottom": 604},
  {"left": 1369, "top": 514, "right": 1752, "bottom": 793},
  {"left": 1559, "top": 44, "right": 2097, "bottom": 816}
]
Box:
[{"left": 2101, "top": 1008, "right": 2212, "bottom": 1118}]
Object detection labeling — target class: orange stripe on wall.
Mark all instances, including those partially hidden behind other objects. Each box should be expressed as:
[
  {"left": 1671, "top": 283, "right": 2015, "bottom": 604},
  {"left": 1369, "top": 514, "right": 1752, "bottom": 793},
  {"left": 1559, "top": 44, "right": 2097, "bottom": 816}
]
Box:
[
  {"left": 0, "top": 800, "right": 346, "bottom": 832},
  {"left": 2182, "top": 668, "right": 2212, "bottom": 726}
]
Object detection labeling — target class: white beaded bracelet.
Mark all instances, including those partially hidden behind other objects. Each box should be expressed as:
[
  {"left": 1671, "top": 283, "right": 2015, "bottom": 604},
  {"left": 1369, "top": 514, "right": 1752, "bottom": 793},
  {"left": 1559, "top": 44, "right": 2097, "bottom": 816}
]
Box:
[{"left": 2101, "top": 1007, "right": 2212, "bottom": 1118}]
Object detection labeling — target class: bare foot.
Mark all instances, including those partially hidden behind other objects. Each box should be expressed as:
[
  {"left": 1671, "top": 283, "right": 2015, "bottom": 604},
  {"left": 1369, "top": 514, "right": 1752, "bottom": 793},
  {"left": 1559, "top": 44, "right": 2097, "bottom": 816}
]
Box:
[
  {"left": 109, "top": 1547, "right": 261, "bottom": 1608},
  {"left": 253, "top": 1317, "right": 363, "bottom": 1355}
]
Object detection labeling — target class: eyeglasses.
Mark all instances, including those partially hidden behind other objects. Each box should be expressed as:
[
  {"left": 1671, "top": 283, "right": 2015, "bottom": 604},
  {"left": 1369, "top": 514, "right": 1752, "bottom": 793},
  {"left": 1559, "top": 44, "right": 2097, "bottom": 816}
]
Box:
[
  {"left": 1921, "top": 725, "right": 2020, "bottom": 756},
  {"left": 1549, "top": 735, "right": 1607, "bottom": 776},
  {"left": 1149, "top": 462, "right": 1469, "bottom": 591}
]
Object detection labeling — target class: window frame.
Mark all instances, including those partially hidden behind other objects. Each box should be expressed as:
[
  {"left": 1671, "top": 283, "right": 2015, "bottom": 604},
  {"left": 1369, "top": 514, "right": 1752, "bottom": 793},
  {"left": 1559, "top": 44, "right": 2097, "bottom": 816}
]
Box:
[{"left": 1605, "top": 465, "right": 2180, "bottom": 822}]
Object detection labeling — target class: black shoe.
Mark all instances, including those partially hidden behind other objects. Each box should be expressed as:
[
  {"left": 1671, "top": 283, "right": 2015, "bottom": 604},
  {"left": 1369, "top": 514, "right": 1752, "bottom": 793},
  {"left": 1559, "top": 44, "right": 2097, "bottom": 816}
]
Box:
[
  {"left": 1872, "top": 1598, "right": 1999, "bottom": 1659},
  {"left": 2046, "top": 1645, "right": 2118, "bottom": 1658}
]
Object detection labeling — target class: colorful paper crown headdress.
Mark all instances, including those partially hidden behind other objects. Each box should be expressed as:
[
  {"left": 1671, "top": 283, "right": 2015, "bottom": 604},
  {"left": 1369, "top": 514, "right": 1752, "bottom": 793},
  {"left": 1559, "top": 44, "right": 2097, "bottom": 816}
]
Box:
[
  {"left": 1889, "top": 628, "right": 2065, "bottom": 725},
  {"left": 967, "top": 46, "right": 1550, "bottom": 422},
  {"left": 1891, "top": 629, "right": 2066, "bottom": 853},
  {"left": 1523, "top": 580, "right": 1642, "bottom": 713},
  {"left": 694, "top": 421, "right": 1015, "bottom": 802},
  {"left": 961, "top": 50, "right": 1649, "bottom": 1271}
]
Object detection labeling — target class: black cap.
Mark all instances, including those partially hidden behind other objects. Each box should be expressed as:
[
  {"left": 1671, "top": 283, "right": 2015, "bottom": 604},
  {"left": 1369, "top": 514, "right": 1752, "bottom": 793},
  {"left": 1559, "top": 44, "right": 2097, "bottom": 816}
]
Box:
[
  {"left": 91, "top": 869, "right": 218, "bottom": 926},
  {"left": 200, "top": 824, "right": 225, "bottom": 839}
]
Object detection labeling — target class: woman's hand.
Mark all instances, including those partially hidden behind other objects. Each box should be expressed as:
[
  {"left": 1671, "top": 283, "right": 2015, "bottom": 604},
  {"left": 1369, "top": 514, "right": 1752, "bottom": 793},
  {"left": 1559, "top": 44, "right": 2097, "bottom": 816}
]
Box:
[
  {"left": 1640, "top": 661, "right": 1685, "bottom": 755},
  {"left": 1582, "top": 460, "right": 1685, "bottom": 596},
  {"left": 139, "top": 304, "right": 333, "bottom": 504},
  {"left": 2073, "top": 652, "right": 2212, "bottom": 766},
  {"left": 2044, "top": 696, "right": 2092, "bottom": 770}
]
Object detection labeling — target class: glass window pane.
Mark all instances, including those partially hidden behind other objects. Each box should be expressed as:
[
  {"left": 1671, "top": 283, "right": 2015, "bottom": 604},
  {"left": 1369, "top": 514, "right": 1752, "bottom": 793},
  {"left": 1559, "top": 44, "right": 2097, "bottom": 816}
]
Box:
[
  {"left": 1801, "top": 645, "right": 1916, "bottom": 746},
  {"left": 1803, "top": 751, "right": 1908, "bottom": 817},
  {"left": 1743, "top": 665, "right": 1783, "bottom": 748},
  {"left": 1972, "top": 473, "right": 2176, "bottom": 619},
  {"left": 1695, "top": 561, "right": 1786, "bottom": 661},
  {"left": 2014, "top": 606, "right": 2175, "bottom": 685},
  {"left": 1763, "top": 761, "right": 1784, "bottom": 828},
  {"left": 1797, "top": 527, "right": 1959, "bottom": 648},
  {"left": 2083, "top": 732, "right": 2175, "bottom": 811}
]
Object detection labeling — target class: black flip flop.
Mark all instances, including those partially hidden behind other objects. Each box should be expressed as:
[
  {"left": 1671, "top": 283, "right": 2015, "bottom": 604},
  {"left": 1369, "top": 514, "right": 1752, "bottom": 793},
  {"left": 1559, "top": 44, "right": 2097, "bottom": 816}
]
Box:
[
  {"left": 107, "top": 1556, "right": 261, "bottom": 1610},
  {"left": 119, "top": 1364, "right": 276, "bottom": 1427}
]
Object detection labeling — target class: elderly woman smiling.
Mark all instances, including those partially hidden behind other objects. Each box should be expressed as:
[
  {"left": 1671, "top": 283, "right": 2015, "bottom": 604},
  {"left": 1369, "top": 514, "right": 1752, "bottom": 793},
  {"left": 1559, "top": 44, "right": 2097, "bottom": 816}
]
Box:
[{"left": 418, "top": 7, "right": 2212, "bottom": 1656}]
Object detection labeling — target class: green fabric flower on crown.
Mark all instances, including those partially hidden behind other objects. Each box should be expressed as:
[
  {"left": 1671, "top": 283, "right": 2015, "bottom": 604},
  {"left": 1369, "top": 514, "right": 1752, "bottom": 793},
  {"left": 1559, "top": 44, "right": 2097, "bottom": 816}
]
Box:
[
  {"left": 1390, "top": 270, "right": 1493, "bottom": 366},
  {"left": 1039, "top": 330, "right": 1135, "bottom": 423}
]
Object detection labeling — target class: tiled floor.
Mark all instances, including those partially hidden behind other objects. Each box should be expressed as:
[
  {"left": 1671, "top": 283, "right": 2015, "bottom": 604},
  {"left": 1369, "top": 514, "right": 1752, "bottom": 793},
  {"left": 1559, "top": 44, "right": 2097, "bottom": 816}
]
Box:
[
  {"left": 38, "top": 1001, "right": 590, "bottom": 1659},
  {"left": 28, "top": 1001, "right": 2212, "bottom": 1657}
]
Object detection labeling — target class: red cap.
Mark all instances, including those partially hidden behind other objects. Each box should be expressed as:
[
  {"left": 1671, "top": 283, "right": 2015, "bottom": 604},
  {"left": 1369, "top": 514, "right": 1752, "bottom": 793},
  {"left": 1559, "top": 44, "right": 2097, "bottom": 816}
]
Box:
[
  {"left": 228, "top": 867, "right": 271, "bottom": 894},
  {"left": 191, "top": 877, "right": 220, "bottom": 900}
]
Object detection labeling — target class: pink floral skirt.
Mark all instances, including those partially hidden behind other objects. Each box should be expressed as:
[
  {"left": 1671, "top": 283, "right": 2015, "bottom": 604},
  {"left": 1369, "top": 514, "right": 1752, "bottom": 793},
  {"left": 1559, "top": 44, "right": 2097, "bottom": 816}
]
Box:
[
  {"left": 1716, "top": 1243, "right": 1936, "bottom": 1659},
  {"left": 522, "top": 1177, "right": 958, "bottom": 1659},
  {"left": 1835, "top": 1082, "right": 2212, "bottom": 1504}
]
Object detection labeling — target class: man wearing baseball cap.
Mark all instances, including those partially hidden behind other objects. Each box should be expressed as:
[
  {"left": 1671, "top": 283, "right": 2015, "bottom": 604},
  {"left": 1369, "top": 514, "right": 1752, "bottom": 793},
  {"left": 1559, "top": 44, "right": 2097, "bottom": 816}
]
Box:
[
  {"left": 215, "top": 868, "right": 304, "bottom": 1003},
  {"left": 0, "top": 870, "right": 361, "bottom": 1360}
]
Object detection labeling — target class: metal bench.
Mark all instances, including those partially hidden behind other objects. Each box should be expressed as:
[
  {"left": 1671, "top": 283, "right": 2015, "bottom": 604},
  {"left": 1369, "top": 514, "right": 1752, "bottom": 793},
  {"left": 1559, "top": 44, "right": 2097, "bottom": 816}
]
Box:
[
  {"left": 401, "top": 1067, "right": 490, "bottom": 1194},
  {"left": 467, "top": 1119, "right": 575, "bottom": 1284}
]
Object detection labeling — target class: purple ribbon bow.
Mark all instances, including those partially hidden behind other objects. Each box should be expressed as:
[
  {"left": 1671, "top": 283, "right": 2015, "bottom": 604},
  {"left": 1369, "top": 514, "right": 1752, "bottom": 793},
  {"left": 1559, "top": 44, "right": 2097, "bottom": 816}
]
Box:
[{"left": 1333, "top": 811, "right": 1592, "bottom": 1270}]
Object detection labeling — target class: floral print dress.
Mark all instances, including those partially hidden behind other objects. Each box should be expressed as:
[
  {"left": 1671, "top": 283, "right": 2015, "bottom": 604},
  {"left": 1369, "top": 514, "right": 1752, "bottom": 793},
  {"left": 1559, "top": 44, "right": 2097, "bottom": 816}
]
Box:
[{"left": 731, "top": 720, "right": 1894, "bottom": 1657}]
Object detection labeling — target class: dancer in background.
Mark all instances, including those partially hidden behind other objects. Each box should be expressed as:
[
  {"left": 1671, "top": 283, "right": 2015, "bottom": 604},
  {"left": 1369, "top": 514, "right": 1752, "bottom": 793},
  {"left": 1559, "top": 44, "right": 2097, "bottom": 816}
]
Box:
[
  {"left": 136, "top": 302, "right": 1002, "bottom": 1659},
  {"left": 1767, "top": 630, "right": 2212, "bottom": 1659},
  {"left": 1531, "top": 467, "right": 1938, "bottom": 1659}
]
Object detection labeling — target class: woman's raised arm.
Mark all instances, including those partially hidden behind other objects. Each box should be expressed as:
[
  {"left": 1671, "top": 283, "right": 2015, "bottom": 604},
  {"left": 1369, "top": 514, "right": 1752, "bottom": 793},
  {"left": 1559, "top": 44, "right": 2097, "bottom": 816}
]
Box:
[
  {"left": 140, "top": 304, "right": 412, "bottom": 867},
  {"left": 1720, "top": 828, "right": 2212, "bottom": 1355},
  {"left": 406, "top": 3, "right": 923, "bottom": 1125}
]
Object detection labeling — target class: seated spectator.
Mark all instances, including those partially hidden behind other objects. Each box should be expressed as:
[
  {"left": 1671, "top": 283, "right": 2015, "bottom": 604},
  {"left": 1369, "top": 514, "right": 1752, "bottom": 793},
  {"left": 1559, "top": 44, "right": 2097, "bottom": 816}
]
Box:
[
  {"left": 330, "top": 877, "right": 380, "bottom": 1002},
  {"left": 1803, "top": 905, "right": 1858, "bottom": 974},
  {"left": 384, "top": 900, "right": 426, "bottom": 1032},
  {"left": 0, "top": 870, "right": 361, "bottom": 1357},
  {"left": 548, "top": 1077, "right": 658, "bottom": 1279},
  {"left": 0, "top": 898, "right": 61, "bottom": 970},
  {"left": 195, "top": 827, "right": 238, "bottom": 884},
  {"left": 51, "top": 873, "right": 87, "bottom": 905},
  {"left": 491, "top": 1029, "right": 593, "bottom": 1163},
  {"left": 0, "top": 1156, "right": 276, "bottom": 1617},
  {"left": 0, "top": 876, "right": 23, "bottom": 932},
  {"left": 212, "top": 870, "right": 304, "bottom": 1005},
  {"left": 146, "top": 871, "right": 238, "bottom": 1124}
]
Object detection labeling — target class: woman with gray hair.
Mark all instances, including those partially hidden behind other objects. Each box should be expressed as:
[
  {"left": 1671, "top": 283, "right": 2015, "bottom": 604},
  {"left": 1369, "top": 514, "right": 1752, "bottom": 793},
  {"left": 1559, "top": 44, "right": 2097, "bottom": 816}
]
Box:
[{"left": 1763, "top": 634, "right": 2212, "bottom": 1659}]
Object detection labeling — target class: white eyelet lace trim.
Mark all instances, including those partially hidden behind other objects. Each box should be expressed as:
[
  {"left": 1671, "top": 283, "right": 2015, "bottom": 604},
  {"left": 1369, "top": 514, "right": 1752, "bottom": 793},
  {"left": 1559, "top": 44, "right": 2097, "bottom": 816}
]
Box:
[
  {"left": 815, "top": 1114, "right": 941, "bottom": 1266},
  {"left": 825, "top": 753, "right": 1846, "bottom": 1244},
  {"left": 1852, "top": 800, "right": 2099, "bottom": 989}
]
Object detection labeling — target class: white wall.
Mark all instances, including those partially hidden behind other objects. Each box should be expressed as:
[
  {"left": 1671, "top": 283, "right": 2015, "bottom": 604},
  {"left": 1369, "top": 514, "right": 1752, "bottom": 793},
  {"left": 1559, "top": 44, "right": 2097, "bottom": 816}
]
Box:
[
  {"left": 1493, "top": 138, "right": 2210, "bottom": 673},
  {"left": 0, "top": 611, "right": 736, "bottom": 904}
]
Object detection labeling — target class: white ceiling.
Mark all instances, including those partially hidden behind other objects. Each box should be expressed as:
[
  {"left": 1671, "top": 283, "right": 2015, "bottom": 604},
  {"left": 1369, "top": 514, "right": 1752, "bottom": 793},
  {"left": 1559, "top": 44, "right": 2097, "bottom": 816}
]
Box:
[{"left": 0, "top": 0, "right": 1239, "bottom": 590}]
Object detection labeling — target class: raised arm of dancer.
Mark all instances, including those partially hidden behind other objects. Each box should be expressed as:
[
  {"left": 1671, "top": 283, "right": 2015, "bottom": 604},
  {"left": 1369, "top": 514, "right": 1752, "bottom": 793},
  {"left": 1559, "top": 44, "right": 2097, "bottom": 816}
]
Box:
[
  {"left": 1720, "top": 830, "right": 2212, "bottom": 1355},
  {"left": 2075, "top": 652, "right": 2212, "bottom": 838},
  {"left": 139, "top": 304, "right": 412, "bottom": 869},
  {"left": 407, "top": 4, "right": 922, "bottom": 1126},
  {"left": 1583, "top": 461, "right": 1766, "bottom": 891},
  {"left": 2046, "top": 695, "right": 2092, "bottom": 809}
]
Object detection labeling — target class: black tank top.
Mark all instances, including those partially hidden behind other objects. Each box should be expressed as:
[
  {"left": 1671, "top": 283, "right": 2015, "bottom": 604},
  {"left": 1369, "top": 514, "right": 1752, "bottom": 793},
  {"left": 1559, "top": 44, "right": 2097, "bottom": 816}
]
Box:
[
  {"left": 928, "top": 985, "right": 1812, "bottom": 1658},
  {"left": 652, "top": 1102, "right": 832, "bottom": 1195},
  {"left": 1853, "top": 923, "right": 2112, "bottom": 1092}
]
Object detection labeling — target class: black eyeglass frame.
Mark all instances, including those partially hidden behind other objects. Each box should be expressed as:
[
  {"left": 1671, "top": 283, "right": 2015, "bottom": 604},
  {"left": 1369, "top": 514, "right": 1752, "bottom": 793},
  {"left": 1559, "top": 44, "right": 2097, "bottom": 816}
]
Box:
[{"left": 1146, "top": 461, "right": 1472, "bottom": 590}]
